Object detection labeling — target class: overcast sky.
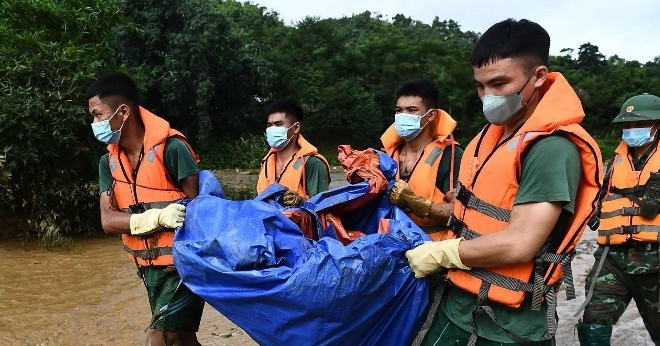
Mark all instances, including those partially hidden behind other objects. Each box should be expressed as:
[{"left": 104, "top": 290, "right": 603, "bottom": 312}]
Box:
[{"left": 249, "top": 0, "right": 659, "bottom": 63}]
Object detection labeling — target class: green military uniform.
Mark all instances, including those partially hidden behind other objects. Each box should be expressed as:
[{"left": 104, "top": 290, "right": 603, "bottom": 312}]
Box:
[
  {"left": 99, "top": 137, "right": 205, "bottom": 332},
  {"left": 578, "top": 94, "right": 660, "bottom": 345},
  {"left": 303, "top": 156, "right": 330, "bottom": 196},
  {"left": 422, "top": 135, "right": 581, "bottom": 345}
]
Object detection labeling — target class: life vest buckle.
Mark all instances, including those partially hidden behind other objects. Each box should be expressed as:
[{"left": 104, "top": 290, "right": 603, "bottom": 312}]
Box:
[
  {"left": 446, "top": 214, "right": 466, "bottom": 236},
  {"left": 621, "top": 225, "right": 640, "bottom": 234},
  {"left": 621, "top": 207, "right": 639, "bottom": 216},
  {"left": 455, "top": 183, "right": 471, "bottom": 206},
  {"left": 129, "top": 202, "right": 146, "bottom": 214}
]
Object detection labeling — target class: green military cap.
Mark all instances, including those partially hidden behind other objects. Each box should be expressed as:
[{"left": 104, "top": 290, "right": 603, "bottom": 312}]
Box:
[{"left": 612, "top": 93, "right": 660, "bottom": 123}]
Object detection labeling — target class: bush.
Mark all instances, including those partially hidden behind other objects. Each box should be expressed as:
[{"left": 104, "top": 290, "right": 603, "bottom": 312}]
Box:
[
  {"left": 0, "top": 0, "right": 124, "bottom": 244},
  {"left": 199, "top": 134, "right": 267, "bottom": 170},
  {"left": 595, "top": 136, "right": 621, "bottom": 162}
]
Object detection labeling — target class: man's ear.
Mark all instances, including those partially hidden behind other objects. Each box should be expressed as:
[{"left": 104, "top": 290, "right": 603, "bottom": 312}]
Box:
[
  {"left": 533, "top": 66, "right": 548, "bottom": 88},
  {"left": 119, "top": 104, "right": 131, "bottom": 122},
  {"left": 428, "top": 109, "right": 437, "bottom": 121}
]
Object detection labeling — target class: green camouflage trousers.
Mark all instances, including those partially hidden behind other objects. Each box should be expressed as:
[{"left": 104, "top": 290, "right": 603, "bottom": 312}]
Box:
[{"left": 583, "top": 245, "right": 660, "bottom": 341}]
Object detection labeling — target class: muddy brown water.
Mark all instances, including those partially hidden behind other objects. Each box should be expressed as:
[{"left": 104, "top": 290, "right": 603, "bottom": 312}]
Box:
[
  {"left": 0, "top": 236, "right": 256, "bottom": 346},
  {"left": 1, "top": 169, "right": 653, "bottom": 345}
]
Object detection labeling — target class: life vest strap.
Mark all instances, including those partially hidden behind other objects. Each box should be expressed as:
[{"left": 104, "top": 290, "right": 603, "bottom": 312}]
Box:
[
  {"left": 449, "top": 213, "right": 577, "bottom": 302},
  {"left": 467, "top": 280, "right": 560, "bottom": 346},
  {"left": 611, "top": 185, "right": 645, "bottom": 198},
  {"left": 455, "top": 183, "right": 511, "bottom": 222},
  {"left": 600, "top": 206, "right": 640, "bottom": 219},
  {"left": 604, "top": 193, "right": 626, "bottom": 202},
  {"left": 123, "top": 244, "right": 173, "bottom": 259},
  {"left": 447, "top": 214, "right": 481, "bottom": 239},
  {"left": 120, "top": 201, "right": 174, "bottom": 214},
  {"left": 598, "top": 224, "right": 660, "bottom": 236}
]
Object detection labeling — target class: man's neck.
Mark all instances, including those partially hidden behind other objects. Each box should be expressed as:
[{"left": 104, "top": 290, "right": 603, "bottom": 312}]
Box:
[
  {"left": 276, "top": 136, "right": 300, "bottom": 161},
  {"left": 632, "top": 138, "right": 658, "bottom": 158},
  {"left": 402, "top": 131, "right": 433, "bottom": 154},
  {"left": 118, "top": 117, "right": 144, "bottom": 154},
  {"left": 500, "top": 92, "right": 541, "bottom": 142}
]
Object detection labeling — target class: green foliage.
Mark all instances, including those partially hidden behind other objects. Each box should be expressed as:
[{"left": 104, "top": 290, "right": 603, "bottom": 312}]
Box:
[
  {"left": 3, "top": 0, "right": 660, "bottom": 244},
  {"left": 199, "top": 134, "right": 267, "bottom": 170},
  {"left": 551, "top": 46, "right": 660, "bottom": 137},
  {"left": 595, "top": 137, "right": 621, "bottom": 162},
  {"left": 113, "top": 0, "right": 276, "bottom": 145},
  {"left": 266, "top": 13, "right": 481, "bottom": 146},
  {"left": 222, "top": 185, "right": 257, "bottom": 200},
  {"left": 0, "top": 0, "right": 123, "bottom": 243}
]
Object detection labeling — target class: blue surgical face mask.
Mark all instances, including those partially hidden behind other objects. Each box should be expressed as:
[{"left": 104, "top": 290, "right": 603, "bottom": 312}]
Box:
[
  {"left": 622, "top": 127, "right": 656, "bottom": 147},
  {"left": 481, "top": 72, "right": 535, "bottom": 125},
  {"left": 91, "top": 106, "right": 124, "bottom": 144},
  {"left": 394, "top": 109, "right": 432, "bottom": 141},
  {"left": 266, "top": 122, "right": 297, "bottom": 150}
]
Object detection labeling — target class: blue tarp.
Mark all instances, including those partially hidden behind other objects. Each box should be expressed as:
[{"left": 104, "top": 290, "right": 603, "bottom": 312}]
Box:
[{"left": 174, "top": 153, "right": 431, "bottom": 345}]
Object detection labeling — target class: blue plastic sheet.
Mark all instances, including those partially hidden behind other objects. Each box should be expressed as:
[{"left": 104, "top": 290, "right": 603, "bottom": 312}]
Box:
[{"left": 174, "top": 152, "right": 431, "bottom": 345}]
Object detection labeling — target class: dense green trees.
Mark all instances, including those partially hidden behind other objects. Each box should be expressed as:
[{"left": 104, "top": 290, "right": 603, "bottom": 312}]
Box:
[
  {"left": 1, "top": 0, "right": 658, "bottom": 242},
  {"left": 0, "top": 0, "right": 123, "bottom": 243}
]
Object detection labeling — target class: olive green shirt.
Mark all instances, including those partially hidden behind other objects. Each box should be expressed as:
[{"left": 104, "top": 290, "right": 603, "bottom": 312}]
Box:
[
  {"left": 99, "top": 137, "right": 200, "bottom": 193},
  {"left": 442, "top": 135, "right": 582, "bottom": 343},
  {"left": 303, "top": 156, "right": 330, "bottom": 196}
]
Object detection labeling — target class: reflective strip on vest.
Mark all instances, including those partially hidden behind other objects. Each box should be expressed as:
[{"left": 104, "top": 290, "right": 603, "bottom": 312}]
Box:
[
  {"left": 455, "top": 183, "right": 511, "bottom": 222},
  {"left": 123, "top": 243, "right": 173, "bottom": 258},
  {"left": 600, "top": 206, "right": 640, "bottom": 218},
  {"left": 424, "top": 146, "right": 443, "bottom": 165},
  {"left": 599, "top": 225, "right": 660, "bottom": 236}
]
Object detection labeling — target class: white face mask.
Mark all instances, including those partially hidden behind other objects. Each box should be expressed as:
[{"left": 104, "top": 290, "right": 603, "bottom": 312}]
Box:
[
  {"left": 622, "top": 126, "right": 657, "bottom": 147},
  {"left": 265, "top": 122, "right": 297, "bottom": 150},
  {"left": 394, "top": 109, "right": 431, "bottom": 141},
  {"left": 91, "top": 106, "right": 124, "bottom": 144},
  {"left": 480, "top": 72, "right": 535, "bottom": 125}
]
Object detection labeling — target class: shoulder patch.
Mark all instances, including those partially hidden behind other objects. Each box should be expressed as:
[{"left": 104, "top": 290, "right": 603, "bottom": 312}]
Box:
[
  {"left": 146, "top": 144, "right": 159, "bottom": 163},
  {"left": 425, "top": 146, "right": 443, "bottom": 165},
  {"left": 293, "top": 157, "right": 304, "bottom": 170},
  {"left": 108, "top": 154, "right": 118, "bottom": 172}
]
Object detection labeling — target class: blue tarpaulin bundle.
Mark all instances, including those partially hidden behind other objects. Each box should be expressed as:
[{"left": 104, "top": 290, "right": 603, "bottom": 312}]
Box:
[{"left": 174, "top": 151, "right": 431, "bottom": 345}]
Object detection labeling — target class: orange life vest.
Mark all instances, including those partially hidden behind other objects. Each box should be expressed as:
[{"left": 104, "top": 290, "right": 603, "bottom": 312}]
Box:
[
  {"left": 107, "top": 107, "right": 200, "bottom": 267},
  {"left": 598, "top": 140, "right": 660, "bottom": 245},
  {"left": 447, "top": 73, "right": 603, "bottom": 311},
  {"left": 381, "top": 109, "right": 459, "bottom": 241},
  {"left": 256, "top": 134, "right": 330, "bottom": 199}
]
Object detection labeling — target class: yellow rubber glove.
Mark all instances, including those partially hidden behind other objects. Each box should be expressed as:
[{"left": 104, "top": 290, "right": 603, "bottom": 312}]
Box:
[
  {"left": 388, "top": 180, "right": 431, "bottom": 218},
  {"left": 282, "top": 189, "right": 305, "bottom": 206},
  {"left": 129, "top": 203, "right": 186, "bottom": 236},
  {"left": 405, "top": 238, "right": 470, "bottom": 278}
]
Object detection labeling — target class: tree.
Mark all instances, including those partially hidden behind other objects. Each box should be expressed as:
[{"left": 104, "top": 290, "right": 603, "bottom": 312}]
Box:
[
  {"left": 0, "top": 0, "right": 124, "bottom": 243},
  {"left": 113, "top": 0, "right": 277, "bottom": 145}
]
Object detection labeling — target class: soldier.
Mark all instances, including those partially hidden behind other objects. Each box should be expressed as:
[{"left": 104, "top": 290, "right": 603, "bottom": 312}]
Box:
[{"left": 577, "top": 93, "right": 660, "bottom": 345}]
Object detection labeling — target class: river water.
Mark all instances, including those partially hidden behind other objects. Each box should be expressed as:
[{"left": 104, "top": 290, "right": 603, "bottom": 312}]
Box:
[{"left": 0, "top": 236, "right": 255, "bottom": 345}]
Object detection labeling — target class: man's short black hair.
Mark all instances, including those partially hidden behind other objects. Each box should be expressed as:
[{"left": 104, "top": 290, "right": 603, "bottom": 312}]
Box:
[
  {"left": 470, "top": 19, "right": 550, "bottom": 70},
  {"left": 85, "top": 72, "right": 140, "bottom": 108},
  {"left": 265, "top": 99, "right": 303, "bottom": 123},
  {"left": 394, "top": 79, "right": 439, "bottom": 110}
]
